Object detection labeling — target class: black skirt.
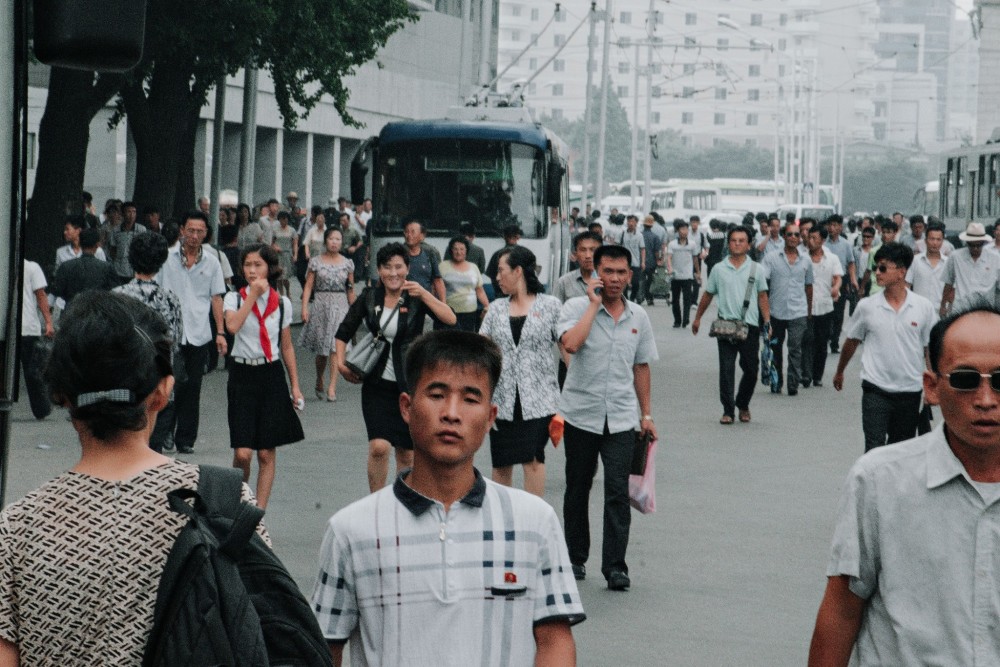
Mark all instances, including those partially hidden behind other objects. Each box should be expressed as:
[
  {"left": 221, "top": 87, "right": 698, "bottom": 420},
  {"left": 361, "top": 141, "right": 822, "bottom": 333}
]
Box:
[
  {"left": 361, "top": 378, "right": 414, "bottom": 450},
  {"left": 227, "top": 361, "right": 304, "bottom": 450},
  {"left": 489, "top": 397, "right": 551, "bottom": 467}
]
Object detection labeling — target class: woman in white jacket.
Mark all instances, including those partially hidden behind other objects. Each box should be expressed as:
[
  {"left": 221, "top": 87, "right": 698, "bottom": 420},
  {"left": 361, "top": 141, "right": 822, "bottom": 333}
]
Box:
[{"left": 479, "top": 245, "right": 562, "bottom": 497}]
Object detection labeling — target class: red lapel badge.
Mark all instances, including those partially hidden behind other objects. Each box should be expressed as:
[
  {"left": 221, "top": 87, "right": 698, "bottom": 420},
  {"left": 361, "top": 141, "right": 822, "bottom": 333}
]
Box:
[{"left": 504, "top": 572, "right": 517, "bottom": 584}]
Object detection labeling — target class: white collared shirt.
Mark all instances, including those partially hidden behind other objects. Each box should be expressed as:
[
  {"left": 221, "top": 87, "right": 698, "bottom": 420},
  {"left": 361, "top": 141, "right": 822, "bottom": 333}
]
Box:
[
  {"left": 810, "top": 249, "right": 844, "bottom": 316},
  {"left": 942, "top": 247, "right": 1000, "bottom": 301},
  {"left": 905, "top": 253, "right": 948, "bottom": 308},
  {"left": 224, "top": 289, "right": 292, "bottom": 360},
  {"left": 845, "top": 289, "right": 937, "bottom": 392},
  {"left": 157, "top": 248, "right": 226, "bottom": 346}
]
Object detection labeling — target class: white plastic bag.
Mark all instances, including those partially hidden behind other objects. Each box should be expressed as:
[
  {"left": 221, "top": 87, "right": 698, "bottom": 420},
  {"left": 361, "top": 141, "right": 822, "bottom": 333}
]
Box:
[{"left": 628, "top": 439, "right": 657, "bottom": 514}]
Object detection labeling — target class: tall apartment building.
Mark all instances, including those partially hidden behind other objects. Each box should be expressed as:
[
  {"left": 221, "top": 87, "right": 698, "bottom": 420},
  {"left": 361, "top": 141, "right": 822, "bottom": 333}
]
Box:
[
  {"left": 26, "top": 2, "right": 497, "bottom": 210},
  {"left": 496, "top": 0, "right": 879, "bottom": 151}
]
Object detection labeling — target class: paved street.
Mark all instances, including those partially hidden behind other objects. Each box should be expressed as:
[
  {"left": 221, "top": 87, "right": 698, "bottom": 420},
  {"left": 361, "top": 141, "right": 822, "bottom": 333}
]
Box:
[{"left": 6, "top": 299, "right": 872, "bottom": 665}]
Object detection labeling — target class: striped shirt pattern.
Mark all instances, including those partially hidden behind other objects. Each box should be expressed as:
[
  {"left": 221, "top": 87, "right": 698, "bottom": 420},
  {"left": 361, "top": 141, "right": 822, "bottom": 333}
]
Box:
[{"left": 312, "top": 470, "right": 585, "bottom": 667}]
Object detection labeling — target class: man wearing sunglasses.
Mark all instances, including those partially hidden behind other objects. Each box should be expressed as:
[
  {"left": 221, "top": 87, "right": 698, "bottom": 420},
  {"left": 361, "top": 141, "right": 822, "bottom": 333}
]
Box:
[
  {"left": 761, "top": 223, "right": 813, "bottom": 396},
  {"left": 810, "top": 297, "right": 1000, "bottom": 667},
  {"left": 833, "top": 243, "right": 937, "bottom": 451}
]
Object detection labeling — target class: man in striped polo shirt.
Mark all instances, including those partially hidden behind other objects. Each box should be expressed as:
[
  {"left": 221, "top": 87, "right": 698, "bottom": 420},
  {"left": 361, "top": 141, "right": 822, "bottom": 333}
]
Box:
[{"left": 312, "top": 331, "right": 585, "bottom": 666}]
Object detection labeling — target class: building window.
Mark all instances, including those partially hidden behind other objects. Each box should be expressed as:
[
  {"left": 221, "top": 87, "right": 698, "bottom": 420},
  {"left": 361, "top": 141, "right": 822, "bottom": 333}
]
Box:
[
  {"left": 555, "top": 8, "right": 566, "bottom": 21},
  {"left": 531, "top": 7, "right": 539, "bottom": 20},
  {"left": 685, "top": 37, "right": 697, "bottom": 49},
  {"left": 715, "top": 63, "right": 726, "bottom": 76},
  {"left": 649, "top": 62, "right": 661, "bottom": 74},
  {"left": 683, "top": 63, "right": 695, "bottom": 75},
  {"left": 511, "top": 5, "right": 521, "bottom": 17},
  {"left": 746, "top": 113, "right": 759, "bottom": 126},
  {"left": 554, "top": 59, "right": 565, "bottom": 72},
  {"left": 750, "top": 13, "right": 762, "bottom": 26},
  {"left": 655, "top": 11, "right": 663, "bottom": 24},
  {"left": 718, "top": 38, "right": 729, "bottom": 51},
  {"left": 779, "top": 13, "right": 787, "bottom": 26},
  {"left": 778, "top": 64, "right": 786, "bottom": 77},
  {"left": 685, "top": 12, "right": 697, "bottom": 25},
  {"left": 747, "top": 89, "right": 760, "bottom": 101},
  {"left": 617, "top": 85, "right": 629, "bottom": 97},
  {"left": 554, "top": 34, "right": 565, "bottom": 46},
  {"left": 552, "top": 84, "right": 564, "bottom": 96},
  {"left": 618, "top": 61, "right": 630, "bottom": 75},
  {"left": 510, "top": 30, "right": 521, "bottom": 42},
  {"left": 529, "top": 57, "right": 537, "bottom": 70},
  {"left": 748, "top": 64, "right": 760, "bottom": 77},
  {"left": 552, "top": 108, "right": 564, "bottom": 120},
  {"left": 620, "top": 11, "right": 631, "bottom": 24},
  {"left": 682, "top": 86, "right": 694, "bottom": 98},
  {"left": 778, "top": 38, "right": 787, "bottom": 51},
  {"left": 651, "top": 111, "right": 661, "bottom": 124},
  {"left": 716, "top": 87, "right": 727, "bottom": 100},
  {"left": 682, "top": 112, "right": 694, "bottom": 125},
  {"left": 714, "top": 113, "right": 725, "bottom": 125},
  {"left": 652, "top": 85, "right": 662, "bottom": 98}
]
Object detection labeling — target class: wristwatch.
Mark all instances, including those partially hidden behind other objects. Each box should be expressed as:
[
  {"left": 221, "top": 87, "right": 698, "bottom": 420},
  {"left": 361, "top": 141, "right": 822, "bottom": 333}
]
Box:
[{"left": 641, "top": 415, "right": 654, "bottom": 422}]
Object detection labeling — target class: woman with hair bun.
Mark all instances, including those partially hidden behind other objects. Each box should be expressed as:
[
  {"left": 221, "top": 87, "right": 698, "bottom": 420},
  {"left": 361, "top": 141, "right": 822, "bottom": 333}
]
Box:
[
  {"left": 0, "top": 291, "right": 270, "bottom": 664},
  {"left": 479, "top": 245, "right": 561, "bottom": 496},
  {"left": 224, "top": 243, "right": 304, "bottom": 509}
]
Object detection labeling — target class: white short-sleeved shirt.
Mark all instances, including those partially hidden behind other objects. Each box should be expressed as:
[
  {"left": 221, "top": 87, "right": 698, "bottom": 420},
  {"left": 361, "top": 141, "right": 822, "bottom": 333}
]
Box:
[
  {"left": 54, "top": 244, "right": 106, "bottom": 270},
  {"left": 204, "top": 244, "right": 234, "bottom": 281},
  {"left": 810, "top": 250, "right": 844, "bottom": 316},
  {"left": 157, "top": 249, "right": 227, "bottom": 346},
  {"left": 667, "top": 240, "right": 699, "bottom": 280},
  {"left": 827, "top": 425, "right": 1000, "bottom": 666},
  {"left": 905, "top": 253, "right": 948, "bottom": 309},
  {"left": 21, "top": 261, "right": 47, "bottom": 336},
  {"left": 942, "top": 247, "right": 1000, "bottom": 302},
  {"left": 223, "top": 289, "right": 292, "bottom": 360},
  {"left": 312, "top": 471, "right": 586, "bottom": 667},
  {"left": 845, "top": 290, "right": 937, "bottom": 392}
]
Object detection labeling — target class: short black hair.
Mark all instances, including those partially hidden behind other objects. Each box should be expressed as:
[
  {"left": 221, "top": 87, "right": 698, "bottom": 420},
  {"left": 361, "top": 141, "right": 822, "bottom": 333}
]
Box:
[
  {"left": 673, "top": 220, "right": 689, "bottom": 231},
  {"left": 47, "top": 292, "right": 172, "bottom": 440},
  {"left": 498, "top": 245, "right": 544, "bottom": 295},
  {"left": 909, "top": 214, "right": 925, "bottom": 226},
  {"left": 459, "top": 221, "right": 476, "bottom": 237},
  {"left": 594, "top": 244, "right": 632, "bottom": 268},
  {"left": 403, "top": 218, "right": 425, "bottom": 234},
  {"left": 182, "top": 210, "right": 209, "bottom": 227},
  {"left": 141, "top": 205, "right": 159, "bottom": 217},
  {"left": 267, "top": 198, "right": 280, "bottom": 206},
  {"left": 404, "top": 330, "right": 502, "bottom": 396},
  {"left": 573, "top": 231, "right": 603, "bottom": 250},
  {"left": 80, "top": 228, "right": 100, "bottom": 249},
  {"left": 162, "top": 223, "right": 180, "bottom": 246},
  {"left": 65, "top": 216, "right": 85, "bottom": 231},
  {"left": 880, "top": 220, "right": 899, "bottom": 233},
  {"left": 810, "top": 225, "right": 829, "bottom": 240},
  {"left": 872, "top": 241, "right": 913, "bottom": 269},
  {"left": 128, "top": 232, "right": 169, "bottom": 275},
  {"left": 689, "top": 215, "right": 700, "bottom": 222},
  {"left": 926, "top": 221, "right": 946, "bottom": 237},
  {"left": 928, "top": 295, "right": 1000, "bottom": 372},
  {"left": 502, "top": 225, "right": 523, "bottom": 240},
  {"left": 377, "top": 242, "right": 409, "bottom": 268},
  {"left": 826, "top": 214, "right": 843, "bottom": 225},
  {"left": 727, "top": 225, "right": 753, "bottom": 243},
  {"left": 277, "top": 210, "right": 290, "bottom": 221},
  {"left": 219, "top": 224, "right": 239, "bottom": 245}
]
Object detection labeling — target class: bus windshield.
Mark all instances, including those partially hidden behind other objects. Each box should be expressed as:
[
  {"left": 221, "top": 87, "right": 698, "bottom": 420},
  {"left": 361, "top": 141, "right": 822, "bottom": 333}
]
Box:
[{"left": 372, "top": 140, "right": 547, "bottom": 238}]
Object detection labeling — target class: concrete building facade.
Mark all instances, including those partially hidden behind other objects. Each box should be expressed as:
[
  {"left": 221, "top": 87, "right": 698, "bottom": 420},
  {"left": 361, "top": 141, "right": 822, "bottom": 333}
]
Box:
[{"left": 26, "top": 2, "right": 498, "bottom": 213}]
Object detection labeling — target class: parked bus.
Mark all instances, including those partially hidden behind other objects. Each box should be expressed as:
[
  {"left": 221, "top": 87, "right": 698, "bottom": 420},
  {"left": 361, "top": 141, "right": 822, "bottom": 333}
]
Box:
[
  {"left": 352, "top": 103, "right": 571, "bottom": 288},
  {"left": 650, "top": 180, "right": 723, "bottom": 222},
  {"left": 939, "top": 141, "right": 1000, "bottom": 231}
]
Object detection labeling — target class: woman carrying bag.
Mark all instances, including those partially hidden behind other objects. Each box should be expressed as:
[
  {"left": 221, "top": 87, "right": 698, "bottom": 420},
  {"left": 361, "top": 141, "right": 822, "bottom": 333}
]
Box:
[
  {"left": 224, "top": 244, "right": 304, "bottom": 509},
  {"left": 335, "top": 242, "right": 456, "bottom": 492}
]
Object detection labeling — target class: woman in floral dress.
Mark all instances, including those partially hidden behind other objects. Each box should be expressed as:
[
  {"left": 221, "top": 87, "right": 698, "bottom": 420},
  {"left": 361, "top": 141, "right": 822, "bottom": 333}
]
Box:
[{"left": 299, "top": 227, "right": 355, "bottom": 401}]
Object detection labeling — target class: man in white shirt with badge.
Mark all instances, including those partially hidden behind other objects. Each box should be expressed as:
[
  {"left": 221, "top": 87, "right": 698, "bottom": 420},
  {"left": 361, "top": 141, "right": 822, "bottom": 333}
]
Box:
[
  {"left": 906, "top": 221, "right": 948, "bottom": 307},
  {"left": 801, "top": 226, "right": 843, "bottom": 388}
]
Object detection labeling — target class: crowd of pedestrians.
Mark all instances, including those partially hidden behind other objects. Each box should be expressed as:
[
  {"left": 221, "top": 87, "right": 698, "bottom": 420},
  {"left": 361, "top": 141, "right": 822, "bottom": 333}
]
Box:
[{"left": 15, "top": 187, "right": 1000, "bottom": 665}]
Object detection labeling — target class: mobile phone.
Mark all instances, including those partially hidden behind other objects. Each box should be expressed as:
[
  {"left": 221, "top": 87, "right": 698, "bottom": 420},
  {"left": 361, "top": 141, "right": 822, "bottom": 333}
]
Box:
[{"left": 594, "top": 286, "right": 602, "bottom": 296}]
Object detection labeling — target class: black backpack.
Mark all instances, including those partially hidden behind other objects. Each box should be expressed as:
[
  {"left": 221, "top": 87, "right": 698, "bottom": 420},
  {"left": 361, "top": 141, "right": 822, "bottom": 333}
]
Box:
[{"left": 142, "top": 465, "right": 332, "bottom": 667}]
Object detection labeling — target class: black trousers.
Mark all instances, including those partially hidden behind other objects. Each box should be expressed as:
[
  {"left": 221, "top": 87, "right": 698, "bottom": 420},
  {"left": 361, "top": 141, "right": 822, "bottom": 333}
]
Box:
[
  {"left": 861, "top": 381, "right": 922, "bottom": 452},
  {"left": 671, "top": 279, "right": 693, "bottom": 325},
  {"left": 801, "top": 312, "right": 833, "bottom": 385},
  {"left": 830, "top": 291, "right": 849, "bottom": 349},
  {"left": 172, "top": 344, "right": 209, "bottom": 450},
  {"left": 628, "top": 267, "right": 642, "bottom": 301},
  {"left": 717, "top": 326, "right": 760, "bottom": 418},
  {"left": 563, "top": 421, "right": 634, "bottom": 578},
  {"left": 19, "top": 337, "right": 51, "bottom": 420},
  {"left": 642, "top": 267, "right": 657, "bottom": 304}
]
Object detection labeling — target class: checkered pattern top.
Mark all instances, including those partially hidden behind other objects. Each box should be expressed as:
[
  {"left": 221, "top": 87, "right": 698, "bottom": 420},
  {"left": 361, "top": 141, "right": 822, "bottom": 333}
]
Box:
[{"left": 312, "top": 470, "right": 585, "bottom": 666}]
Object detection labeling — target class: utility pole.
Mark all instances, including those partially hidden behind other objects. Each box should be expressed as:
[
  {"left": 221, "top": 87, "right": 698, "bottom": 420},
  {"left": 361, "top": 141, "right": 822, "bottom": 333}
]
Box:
[
  {"left": 478, "top": 0, "right": 493, "bottom": 86},
  {"left": 238, "top": 65, "right": 258, "bottom": 205},
  {"left": 209, "top": 74, "right": 225, "bottom": 235},
  {"left": 457, "top": 0, "right": 472, "bottom": 100},
  {"left": 595, "top": 0, "right": 613, "bottom": 208},
  {"left": 581, "top": 3, "right": 597, "bottom": 209},
  {"left": 642, "top": 0, "right": 655, "bottom": 214},
  {"left": 629, "top": 41, "right": 640, "bottom": 212}
]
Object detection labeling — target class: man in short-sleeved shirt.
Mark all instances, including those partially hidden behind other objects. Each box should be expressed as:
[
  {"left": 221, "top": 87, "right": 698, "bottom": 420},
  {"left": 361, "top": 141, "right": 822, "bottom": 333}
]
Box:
[
  {"left": 157, "top": 211, "right": 227, "bottom": 454},
  {"left": 666, "top": 221, "right": 699, "bottom": 328},
  {"left": 834, "top": 242, "right": 937, "bottom": 451},
  {"left": 19, "top": 260, "right": 53, "bottom": 420},
  {"left": 620, "top": 215, "right": 645, "bottom": 300},
  {"left": 640, "top": 216, "right": 663, "bottom": 305},
  {"left": 312, "top": 331, "right": 584, "bottom": 666},
  {"left": 905, "top": 223, "right": 948, "bottom": 307},
  {"left": 801, "top": 226, "right": 843, "bottom": 388},
  {"left": 810, "top": 303, "right": 1000, "bottom": 667},
  {"left": 693, "top": 225, "right": 770, "bottom": 423},
  {"left": 762, "top": 223, "right": 814, "bottom": 395},
  {"left": 402, "top": 219, "right": 443, "bottom": 300},
  {"left": 940, "top": 222, "right": 1000, "bottom": 315},
  {"left": 107, "top": 202, "right": 146, "bottom": 281},
  {"left": 558, "top": 246, "right": 658, "bottom": 591}
]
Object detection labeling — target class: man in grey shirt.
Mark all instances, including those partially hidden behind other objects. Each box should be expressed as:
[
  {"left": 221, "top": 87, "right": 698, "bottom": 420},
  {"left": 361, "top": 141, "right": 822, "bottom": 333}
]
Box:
[
  {"left": 558, "top": 245, "right": 658, "bottom": 592},
  {"left": 761, "top": 223, "right": 813, "bottom": 396},
  {"left": 810, "top": 298, "right": 1000, "bottom": 666}
]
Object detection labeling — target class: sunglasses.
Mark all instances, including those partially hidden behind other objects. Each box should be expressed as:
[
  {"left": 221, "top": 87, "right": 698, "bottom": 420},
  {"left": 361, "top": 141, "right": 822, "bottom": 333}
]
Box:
[
  {"left": 875, "top": 264, "right": 898, "bottom": 273},
  {"left": 943, "top": 370, "right": 1000, "bottom": 392},
  {"left": 785, "top": 232, "right": 800, "bottom": 238}
]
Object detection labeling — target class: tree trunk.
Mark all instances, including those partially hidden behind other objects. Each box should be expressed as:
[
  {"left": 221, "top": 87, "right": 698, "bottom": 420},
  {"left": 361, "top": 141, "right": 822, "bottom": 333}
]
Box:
[
  {"left": 172, "top": 104, "right": 200, "bottom": 219},
  {"left": 124, "top": 59, "right": 203, "bottom": 221},
  {"left": 26, "top": 68, "right": 121, "bottom": 270}
]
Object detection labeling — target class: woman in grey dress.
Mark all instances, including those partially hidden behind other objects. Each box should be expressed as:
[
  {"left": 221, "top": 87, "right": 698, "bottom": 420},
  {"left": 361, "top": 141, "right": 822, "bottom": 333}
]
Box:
[
  {"left": 299, "top": 227, "right": 355, "bottom": 401},
  {"left": 270, "top": 210, "right": 298, "bottom": 299}
]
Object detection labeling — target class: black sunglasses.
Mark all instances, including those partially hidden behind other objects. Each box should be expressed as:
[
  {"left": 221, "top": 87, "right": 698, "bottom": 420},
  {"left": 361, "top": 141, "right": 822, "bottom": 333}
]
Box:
[
  {"left": 875, "top": 264, "right": 897, "bottom": 273},
  {"left": 943, "top": 370, "right": 1000, "bottom": 392}
]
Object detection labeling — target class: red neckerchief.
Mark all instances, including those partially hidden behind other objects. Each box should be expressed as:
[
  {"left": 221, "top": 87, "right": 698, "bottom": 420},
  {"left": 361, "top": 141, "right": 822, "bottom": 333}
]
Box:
[{"left": 240, "top": 287, "right": 280, "bottom": 361}]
